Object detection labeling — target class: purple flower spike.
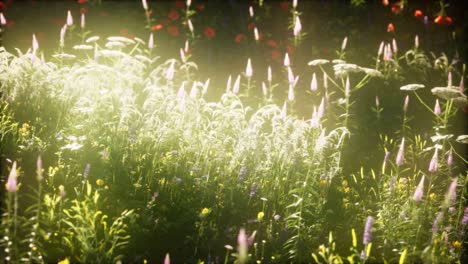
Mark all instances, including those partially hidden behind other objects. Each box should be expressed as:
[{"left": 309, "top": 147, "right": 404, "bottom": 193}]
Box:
[
  {"left": 396, "top": 138, "right": 405, "bottom": 166},
  {"left": 413, "top": 175, "right": 425, "bottom": 202},
  {"left": 363, "top": 216, "right": 374, "bottom": 245}
]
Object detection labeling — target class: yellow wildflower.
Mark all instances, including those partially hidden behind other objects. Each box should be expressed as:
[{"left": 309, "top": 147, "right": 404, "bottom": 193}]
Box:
[
  {"left": 96, "top": 179, "right": 104, "bottom": 186},
  {"left": 201, "top": 207, "right": 211, "bottom": 217},
  {"left": 452, "top": 241, "right": 462, "bottom": 249},
  {"left": 257, "top": 211, "right": 265, "bottom": 221},
  {"left": 57, "top": 258, "right": 70, "bottom": 264}
]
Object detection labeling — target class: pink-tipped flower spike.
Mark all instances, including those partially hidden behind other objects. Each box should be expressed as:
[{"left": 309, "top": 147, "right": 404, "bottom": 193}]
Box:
[
  {"left": 37, "top": 155, "right": 43, "bottom": 181},
  {"left": 403, "top": 95, "right": 409, "bottom": 112},
  {"left": 460, "top": 78, "right": 465, "bottom": 93},
  {"left": 317, "top": 97, "right": 325, "bottom": 119},
  {"left": 164, "top": 253, "right": 170, "bottom": 264},
  {"left": 267, "top": 66, "right": 272, "bottom": 83},
  {"left": 0, "top": 13, "right": 6, "bottom": 26},
  {"left": 253, "top": 27, "right": 259, "bottom": 41},
  {"left": 81, "top": 13, "right": 85, "bottom": 29},
  {"left": 310, "top": 106, "right": 319, "bottom": 128},
  {"left": 345, "top": 76, "right": 350, "bottom": 97},
  {"left": 363, "top": 216, "right": 374, "bottom": 245},
  {"left": 226, "top": 75, "right": 232, "bottom": 93},
  {"left": 249, "top": 6, "right": 254, "bottom": 17},
  {"left": 32, "top": 34, "right": 39, "bottom": 53},
  {"left": 311, "top": 73, "right": 318, "bottom": 91},
  {"left": 293, "top": 16, "right": 301, "bottom": 37},
  {"left": 288, "top": 84, "right": 294, "bottom": 101},
  {"left": 413, "top": 175, "right": 425, "bottom": 202},
  {"left": 375, "top": 95, "right": 380, "bottom": 108},
  {"left": 6, "top": 161, "right": 18, "bottom": 193},
  {"left": 247, "top": 230, "right": 257, "bottom": 246},
  {"left": 447, "top": 149, "right": 453, "bottom": 167},
  {"left": 434, "top": 99, "right": 441, "bottom": 115},
  {"left": 377, "top": 41, "right": 384, "bottom": 57},
  {"left": 142, "top": 0, "right": 148, "bottom": 10},
  {"left": 444, "top": 178, "right": 458, "bottom": 206},
  {"left": 396, "top": 138, "right": 405, "bottom": 166},
  {"left": 187, "top": 19, "right": 194, "bottom": 34},
  {"left": 189, "top": 82, "right": 197, "bottom": 98},
  {"left": 447, "top": 72, "right": 452, "bottom": 87},
  {"left": 392, "top": 38, "right": 398, "bottom": 53},
  {"left": 66, "top": 10, "right": 73, "bottom": 26},
  {"left": 284, "top": 53, "right": 290, "bottom": 67},
  {"left": 293, "top": 0, "right": 298, "bottom": 8},
  {"left": 287, "top": 67, "right": 294, "bottom": 85},
  {"left": 60, "top": 25, "right": 67, "bottom": 48},
  {"left": 414, "top": 35, "right": 419, "bottom": 49},
  {"left": 202, "top": 79, "right": 210, "bottom": 96},
  {"left": 341, "top": 36, "right": 348, "bottom": 52},
  {"left": 323, "top": 72, "right": 328, "bottom": 89},
  {"left": 262, "top": 82, "right": 267, "bottom": 97},
  {"left": 246, "top": 58, "right": 253, "bottom": 78},
  {"left": 281, "top": 102, "right": 287, "bottom": 119},
  {"left": 166, "top": 60, "right": 175, "bottom": 81},
  {"left": 186, "top": 0, "right": 191, "bottom": 8},
  {"left": 237, "top": 228, "right": 248, "bottom": 263},
  {"left": 148, "top": 33, "right": 154, "bottom": 49},
  {"left": 428, "top": 148, "right": 438, "bottom": 173},
  {"left": 233, "top": 75, "right": 241, "bottom": 94},
  {"left": 177, "top": 82, "right": 186, "bottom": 100}
]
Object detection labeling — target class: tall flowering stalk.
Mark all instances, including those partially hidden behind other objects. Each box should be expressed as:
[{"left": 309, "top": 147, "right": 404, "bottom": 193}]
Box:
[
  {"left": 413, "top": 175, "right": 425, "bottom": 202},
  {"left": 363, "top": 216, "right": 374, "bottom": 245}
]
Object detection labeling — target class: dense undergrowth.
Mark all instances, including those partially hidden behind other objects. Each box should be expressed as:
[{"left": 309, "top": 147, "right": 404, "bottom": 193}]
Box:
[{"left": 0, "top": 0, "right": 467, "bottom": 263}]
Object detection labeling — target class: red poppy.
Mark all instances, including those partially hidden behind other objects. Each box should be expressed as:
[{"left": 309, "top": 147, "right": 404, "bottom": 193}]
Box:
[
  {"left": 271, "top": 49, "right": 280, "bottom": 60},
  {"left": 391, "top": 2, "right": 402, "bottom": 14},
  {"left": 280, "top": 1, "right": 289, "bottom": 11},
  {"left": 381, "top": 0, "right": 389, "bottom": 6},
  {"left": 151, "top": 24, "right": 163, "bottom": 31},
  {"left": 247, "top": 22, "right": 255, "bottom": 31},
  {"left": 167, "top": 25, "right": 180, "bottom": 36},
  {"left": 267, "top": 39, "right": 278, "bottom": 48},
  {"left": 168, "top": 9, "right": 180, "bottom": 21},
  {"left": 175, "top": 0, "right": 185, "bottom": 9},
  {"left": 80, "top": 8, "right": 87, "bottom": 14},
  {"left": 234, "top": 33, "right": 245, "bottom": 43},
  {"left": 196, "top": 4, "right": 205, "bottom": 11},
  {"left": 434, "top": 15, "right": 452, "bottom": 26},
  {"left": 387, "top": 23, "right": 395, "bottom": 32},
  {"left": 204, "top": 27, "right": 216, "bottom": 39},
  {"left": 78, "top": 0, "right": 87, "bottom": 4},
  {"left": 414, "top": 10, "right": 423, "bottom": 18}
]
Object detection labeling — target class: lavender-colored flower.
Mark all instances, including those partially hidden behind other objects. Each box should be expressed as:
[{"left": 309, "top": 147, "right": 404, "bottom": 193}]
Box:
[
  {"left": 233, "top": 75, "right": 241, "bottom": 94},
  {"left": 238, "top": 166, "right": 247, "bottom": 181},
  {"left": 148, "top": 33, "right": 154, "bottom": 49},
  {"left": 363, "top": 216, "right": 374, "bottom": 245},
  {"left": 360, "top": 250, "right": 367, "bottom": 260},
  {"left": 444, "top": 178, "right": 457, "bottom": 206},
  {"left": 311, "top": 73, "right": 318, "bottom": 91},
  {"left": 461, "top": 207, "right": 468, "bottom": 226},
  {"left": 434, "top": 99, "right": 441, "bottom": 115},
  {"left": 423, "top": 16, "right": 429, "bottom": 26},
  {"left": 448, "top": 207, "right": 456, "bottom": 214},
  {"left": 413, "top": 175, "right": 425, "bottom": 202},
  {"left": 237, "top": 228, "right": 248, "bottom": 263},
  {"left": 83, "top": 163, "right": 91, "bottom": 179},
  {"left": 392, "top": 38, "right": 398, "bottom": 54},
  {"left": 249, "top": 183, "right": 258, "bottom": 198},
  {"left": 432, "top": 211, "right": 444, "bottom": 234},
  {"left": 447, "top": 149, "right": 454, "bottom": 167},
  {"left": 6, "top": 161, "right": 18, "bottom": 193},
  {"left": 288, "top": 85, "right": 294, "bottom": 101},
  {"left": 245, "top": 58, "right": 253, "bottom": 78},
  {"left": 388, "top": 175, "right": 395, "bottom": 193},
  {"left": 383, "top": 151, "right": 391, "bottom": 171},
  {"left": 81, "top": 13, "right": 85, "bottom": 29},
  {"left": 37, "top": 155, "right": 43, "bottom": 181},
  {"left": 164, "top": 253, "right": 170, "bottom": 264},
  {"left": 0, "top": 13, "right": 6, "bottom": 25},
  {"left": 274, "top": 214, "right": 281, "bottom": 221},
  {"left": 428, "top": 149, "right": 438, "bottom": 173},
  {"left": 66, "top": 10, "right": 73, "bottom": 26},
  {"left": 396, "top": 138, "right": 405, "bottom": 166},
  {"left": 377, "top": 41, "right": 384, "bottom": 57}
]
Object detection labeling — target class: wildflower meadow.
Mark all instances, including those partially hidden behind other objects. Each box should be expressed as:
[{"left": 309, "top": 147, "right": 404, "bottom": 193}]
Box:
[{"left": 0, "top": 0, "right": 467, "bottom": 263}]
